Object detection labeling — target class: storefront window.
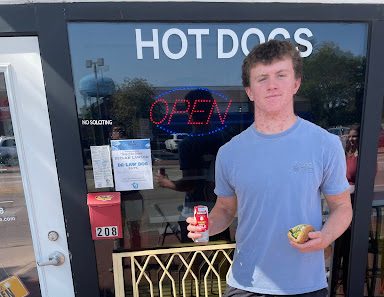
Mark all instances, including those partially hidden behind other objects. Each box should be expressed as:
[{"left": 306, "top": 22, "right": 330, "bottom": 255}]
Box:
[
  {"left": 68, "top": 22, "right": 367, "bottom": 296},
  {"left": 363, "top": 104, "right": 384, "bottom": 297}
]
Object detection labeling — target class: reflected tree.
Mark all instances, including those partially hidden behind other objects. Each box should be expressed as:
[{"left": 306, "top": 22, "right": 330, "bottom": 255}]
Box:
[
  {"left": 111, "top": 78, "right": 155, "bottom": 138},
  {"left": 299, "top": 42, "right": 366, "bottom": 128}
]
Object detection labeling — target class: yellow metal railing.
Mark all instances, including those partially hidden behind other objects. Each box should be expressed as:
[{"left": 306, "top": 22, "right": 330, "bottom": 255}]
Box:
[{"left": 112, "top": 243, "right": 236, "bottom": 297}]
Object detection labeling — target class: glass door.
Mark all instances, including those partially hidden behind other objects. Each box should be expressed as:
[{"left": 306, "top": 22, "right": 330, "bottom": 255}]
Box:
[{"left": 0, "top": 37, "right": 74, "bottom": 297}]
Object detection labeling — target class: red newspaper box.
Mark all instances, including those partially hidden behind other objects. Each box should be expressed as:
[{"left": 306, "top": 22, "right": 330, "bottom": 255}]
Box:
[{"left": 87, "top": 192, "right": 123, "bottom": 240}]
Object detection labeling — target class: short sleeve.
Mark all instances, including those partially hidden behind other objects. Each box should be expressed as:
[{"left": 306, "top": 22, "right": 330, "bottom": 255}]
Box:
[
  {"left": 214, "top": 147, "right": 235, "bottom": 197},
  {"left": 320, "top": 135, "right": 350, "bottom": 195}
]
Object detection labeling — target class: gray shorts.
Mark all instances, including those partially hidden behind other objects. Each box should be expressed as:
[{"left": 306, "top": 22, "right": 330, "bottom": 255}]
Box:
[{"left": 223, "top": 285, "right": 328, "bottom": 297}]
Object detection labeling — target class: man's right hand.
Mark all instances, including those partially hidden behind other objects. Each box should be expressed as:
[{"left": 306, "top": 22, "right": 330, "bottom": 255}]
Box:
[{"left": 186, "top": 217, "right": 203, "bottom": 241}]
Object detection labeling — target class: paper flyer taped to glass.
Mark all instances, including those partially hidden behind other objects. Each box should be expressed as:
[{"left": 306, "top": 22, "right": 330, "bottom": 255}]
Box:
[
  {"left": 90, "top": 145, "right": 114, "bottom": 188},
  {"left": 111, "top": 139, "right": 153, "bottom": 191}
]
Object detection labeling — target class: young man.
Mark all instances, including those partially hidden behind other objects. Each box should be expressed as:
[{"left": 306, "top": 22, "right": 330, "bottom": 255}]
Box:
[{"left": 186, "top": 40, "right": 352, "bottom": 296}]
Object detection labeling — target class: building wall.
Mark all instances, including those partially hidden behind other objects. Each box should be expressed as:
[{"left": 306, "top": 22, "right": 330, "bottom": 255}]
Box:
[{"left": 0, "top": 0, "right": 383, "bottom": 4}]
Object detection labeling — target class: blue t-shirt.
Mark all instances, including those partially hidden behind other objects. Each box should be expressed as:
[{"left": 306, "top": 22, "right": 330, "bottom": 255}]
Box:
[{"left": 214, "top": 117, "right": 350, "bottom": 295}]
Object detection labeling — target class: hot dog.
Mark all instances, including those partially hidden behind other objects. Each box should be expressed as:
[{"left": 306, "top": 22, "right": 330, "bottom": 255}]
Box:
[{"left": 287, "top": 224, "right": 315, "bottom": 244}]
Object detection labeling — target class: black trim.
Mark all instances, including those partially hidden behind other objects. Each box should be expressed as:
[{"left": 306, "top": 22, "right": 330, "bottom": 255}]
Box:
[
  {"left": 34, "top": 4, "right": 100, "bottom": 297},
  {"left": 63, "top": 2, "right": 384, "bottom": 22},
  {"left": 0, "top": 2, "right": 384, "bottom": 297},
  {"left": 348, "top": 19, "right": 384, "bottom": 297},
  {"left": 0, "top": 4, "right": 37, "bottom": 32}
]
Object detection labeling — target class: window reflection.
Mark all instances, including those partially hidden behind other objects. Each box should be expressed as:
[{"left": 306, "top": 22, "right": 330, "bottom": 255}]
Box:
[
  {"left": 155, "top": 88, "right": 233, "bottom": 243},
  {"left": 332, "top": 113, "right": 384, "bottom": 296},
  {"left": 68, "top": 22, "right": 367, "bottom": 296},
  {"left": 330, "top": 125, "right": 360, "bottom": 296},
  {"left": 365, "top": 104, "right": 384, "bottom": 297},
  {"left": 0, "top": 73, "right": 41, "bottom": 296}
]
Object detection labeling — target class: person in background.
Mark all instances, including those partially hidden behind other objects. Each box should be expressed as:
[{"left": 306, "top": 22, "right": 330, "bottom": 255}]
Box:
[
  {"left": 156, "top": 89, "right": 232, "bottom": 243},
  {"left": 345, "top": 125, "right": 360, "bottom": 187},
  {"left": 331, "top": 124, "right": 360, "bottom": 296},
  {"left": 110, "top": 125, "right": 125, "bottom": 141},
  {"left": 187, "top": 40, "right": 352, "bottom": 297}
]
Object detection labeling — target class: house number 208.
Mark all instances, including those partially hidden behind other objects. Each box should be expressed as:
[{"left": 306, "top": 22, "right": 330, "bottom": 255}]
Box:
[{"left": 96, "top": 226, "right": 118, "bottom": 237}]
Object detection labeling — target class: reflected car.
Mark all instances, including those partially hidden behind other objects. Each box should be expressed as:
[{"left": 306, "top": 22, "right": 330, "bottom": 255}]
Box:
[
  {"left": 328, "top": 126, "right": 350, "bottom": 149},
  {"left": 0, "top": 136, "right": 17, "bottom": 166},
  {"left": 164, "top": 133, "right": 188, "bottom": 152}
]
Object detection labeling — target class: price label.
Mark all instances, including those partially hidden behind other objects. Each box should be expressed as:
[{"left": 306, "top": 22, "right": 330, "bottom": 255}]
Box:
[{"left": 95, "top": 226, "right": 119, "bottom": 238}]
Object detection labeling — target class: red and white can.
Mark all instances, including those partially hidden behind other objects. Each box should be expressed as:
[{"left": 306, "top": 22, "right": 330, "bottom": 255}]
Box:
[{"left": 194, "top": 205, "right": 209, "bottom": 242}]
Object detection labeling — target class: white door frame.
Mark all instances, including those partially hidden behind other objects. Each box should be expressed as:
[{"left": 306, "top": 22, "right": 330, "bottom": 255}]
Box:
[{"left": 0, "top": 37, "right": 75, "bottom": 297}]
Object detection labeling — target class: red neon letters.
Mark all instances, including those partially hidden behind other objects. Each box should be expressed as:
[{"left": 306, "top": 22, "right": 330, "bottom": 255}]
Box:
[{"left": 150, "top": 98, "right": 232, "bottom": 125}]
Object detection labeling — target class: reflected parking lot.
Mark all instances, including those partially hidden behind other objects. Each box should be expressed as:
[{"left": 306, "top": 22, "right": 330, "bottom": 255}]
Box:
[{"left": 0, "top": 168, "right": 41, "bottom": 295}]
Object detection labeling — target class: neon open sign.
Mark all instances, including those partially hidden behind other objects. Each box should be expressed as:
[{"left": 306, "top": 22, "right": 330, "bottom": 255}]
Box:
[{"left": 149, "top": 87, "right": 232, "bottom": 136}]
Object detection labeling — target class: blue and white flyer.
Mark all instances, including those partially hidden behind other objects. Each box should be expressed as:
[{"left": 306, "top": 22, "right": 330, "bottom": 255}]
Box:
[{"left": 111, "top": 139, "right": 153, "bottom": 191}]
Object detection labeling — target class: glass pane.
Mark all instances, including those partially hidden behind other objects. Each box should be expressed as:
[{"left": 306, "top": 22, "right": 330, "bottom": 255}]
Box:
[
  {"left": 0, "top": 73, "right": 41, "bottom": 296},
  {"left": 329, "top": 124, "right": 361, "bottom": 296},
  {"left": 68, "top": 22, "right": 367, "bottom": 296},
  {"left": 364, "top": 103, "right": 384, "bottom": 297}
]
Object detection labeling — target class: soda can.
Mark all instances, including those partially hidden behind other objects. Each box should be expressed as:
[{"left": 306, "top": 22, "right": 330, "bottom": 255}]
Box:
[{"left": 194, "top": 205, "right": 209, "bottom": 243}]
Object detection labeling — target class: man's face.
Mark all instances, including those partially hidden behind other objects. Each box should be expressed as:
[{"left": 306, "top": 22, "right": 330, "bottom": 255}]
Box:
[
  {"left": 245, "top": 57, "right": 301, "bottom": 116},
  {"left": 111, "top": 126, "right": 124, "bottom": 140}
]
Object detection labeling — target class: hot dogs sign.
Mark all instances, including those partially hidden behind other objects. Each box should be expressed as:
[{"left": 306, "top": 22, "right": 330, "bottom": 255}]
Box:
[{"left": 135, "top": 27, "right": 313, "bottom": 59}]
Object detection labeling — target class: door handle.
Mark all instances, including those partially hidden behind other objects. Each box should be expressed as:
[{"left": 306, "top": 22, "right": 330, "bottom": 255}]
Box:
[{"left": 37, "top": 251, "right": 65, "bottom": 266}]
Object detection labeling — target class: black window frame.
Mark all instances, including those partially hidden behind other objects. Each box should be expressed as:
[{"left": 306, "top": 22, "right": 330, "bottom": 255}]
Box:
[{"left": 0, "top": 3, "right": 383, "bottom": 297}]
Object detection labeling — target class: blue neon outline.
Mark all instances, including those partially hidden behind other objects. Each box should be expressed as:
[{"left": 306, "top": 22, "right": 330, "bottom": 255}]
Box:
[{"left": 153, "top": 86, "right": 230, "bottom": 137}]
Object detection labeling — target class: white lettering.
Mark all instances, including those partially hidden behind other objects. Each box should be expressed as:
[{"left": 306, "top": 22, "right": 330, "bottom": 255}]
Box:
[
  {"left": 162, "top": 28, "right": 188, "bottom": 60},
  {"left": 0, "top": 216, "right": 16, "bottom": 222},
  {"left": 188, "top": 29, "right": 210, "bottom": 59},
  {"left": 136, "top": 29, "right": 160, "bottom": 60},
  {"left": 241, "top": 28, "right": 266, "bottom": 56},
  {"left": 135, "top": 27, "right": 314, "bottom": 60},
  {"left": 82, "top": 120, "right": 113, "bottom": 125},
  {"left": 294, "top": 28, "right": 313, "bottom": 58},
  {"left": 218, "top": 29, "right": 239, "bottom": 59},
  {"left": 268, "top": 28, "right": 291, "bottom": 40}
]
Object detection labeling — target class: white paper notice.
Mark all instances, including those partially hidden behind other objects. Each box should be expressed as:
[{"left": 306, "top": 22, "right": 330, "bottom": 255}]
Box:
[
  {"left": 90, "top": 145, "right": 114, "bottom": 188},
  {"left": 111, "top": 139, "right": 154, "bottom": 191}
]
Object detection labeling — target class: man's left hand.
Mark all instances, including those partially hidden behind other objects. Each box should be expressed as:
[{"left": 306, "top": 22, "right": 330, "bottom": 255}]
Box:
[{"left": 289, "top": 231, "right": 332, "bottom": 253}]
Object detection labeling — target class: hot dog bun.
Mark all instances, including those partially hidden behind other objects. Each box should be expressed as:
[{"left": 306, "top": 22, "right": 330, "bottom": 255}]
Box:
[{"left": 287, "top": 224, "right": 315, "bottom": 244}]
